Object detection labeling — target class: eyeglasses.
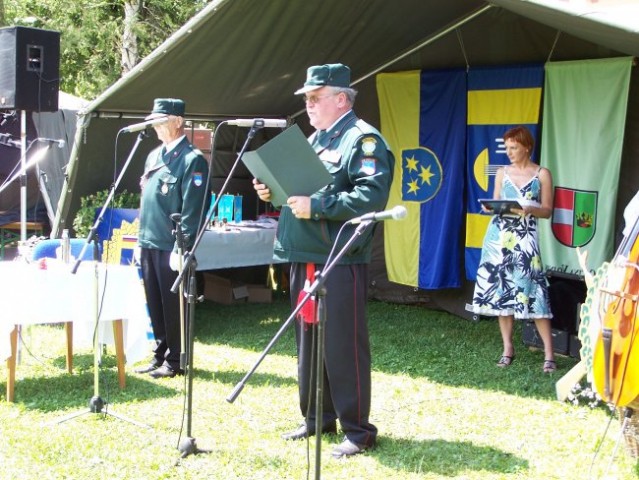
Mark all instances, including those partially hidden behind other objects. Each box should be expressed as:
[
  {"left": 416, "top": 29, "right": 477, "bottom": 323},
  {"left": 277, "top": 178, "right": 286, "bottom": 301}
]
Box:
[{"left": 302, "top": 93, "right": 337, "bottom": 105}]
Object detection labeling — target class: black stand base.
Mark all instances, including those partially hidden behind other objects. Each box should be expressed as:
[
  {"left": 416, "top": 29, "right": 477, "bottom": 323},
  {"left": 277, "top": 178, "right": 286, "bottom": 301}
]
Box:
[
  {"left": 52, "top": 395, "right": 150, "bottom": 428},
  {"left": 178, "top": 436, "right": 210, "bottom": 458},
  {"left": 89, "top": 395, "right": 104, "bottom": 412}
]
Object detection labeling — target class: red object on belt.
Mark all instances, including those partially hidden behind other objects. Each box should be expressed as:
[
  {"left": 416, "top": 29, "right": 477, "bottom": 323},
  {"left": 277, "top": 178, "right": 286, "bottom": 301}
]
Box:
[{"left": 296, "top": 263, "right": 317, "bottom": 325}]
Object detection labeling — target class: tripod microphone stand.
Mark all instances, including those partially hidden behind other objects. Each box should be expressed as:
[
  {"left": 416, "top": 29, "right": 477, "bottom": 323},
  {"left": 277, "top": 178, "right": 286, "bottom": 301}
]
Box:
[
  {"left": 226, "top": 220, "right": 375, "bottom": 479},
  {"left": 169, "top": 213, "right": 210, "bottom": 458},
  {"left": 54, "top": 129, "right": 150, "bottom": 427},
  {"left": 169, "top": 120, "right": 267, "bottom": 458}
]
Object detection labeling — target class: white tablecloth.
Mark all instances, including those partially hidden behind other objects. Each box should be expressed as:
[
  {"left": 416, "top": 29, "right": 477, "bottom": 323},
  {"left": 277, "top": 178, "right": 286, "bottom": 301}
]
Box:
[
  {"left": 194, "top": 220, "right": 282, "bottom": 270},
  {"left": 0, "top": 261, "right": 150, "bottom": 364}
]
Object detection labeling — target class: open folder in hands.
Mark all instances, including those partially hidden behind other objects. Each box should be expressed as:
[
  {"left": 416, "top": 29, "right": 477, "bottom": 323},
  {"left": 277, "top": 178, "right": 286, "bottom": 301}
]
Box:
[
  {"left": 478, "top": 199, "right": 523, "bottom": 215},
  {"left": 242, "top": 124, "right": 332, "bottom": 208}
]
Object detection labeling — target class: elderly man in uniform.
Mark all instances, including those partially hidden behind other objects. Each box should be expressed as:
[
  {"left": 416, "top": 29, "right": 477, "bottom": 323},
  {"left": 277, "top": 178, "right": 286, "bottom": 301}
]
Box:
[
  {"left": 253, "top": 64, "right": 394, "bottom": 458},
  {"left": 135, "top": 98, "right": 210, "bottom": 379}
]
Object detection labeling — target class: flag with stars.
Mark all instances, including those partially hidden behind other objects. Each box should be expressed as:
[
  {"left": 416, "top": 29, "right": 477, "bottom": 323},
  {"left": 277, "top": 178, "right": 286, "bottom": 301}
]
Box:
[
  {"left": 464, "top": 64, "right": 544, "bottom": 280},
  {"left": 377, "top": 68, "right": 466, "bottom": 289}
]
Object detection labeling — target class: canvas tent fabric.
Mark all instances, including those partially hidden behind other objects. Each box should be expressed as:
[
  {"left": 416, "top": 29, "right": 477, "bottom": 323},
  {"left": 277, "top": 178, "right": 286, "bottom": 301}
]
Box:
[
  {"left": 0, "top": 91, "right": 85, "bottom": 228},
  {"left": 50, "top": 0, "right": 639, "bottom": 316}
]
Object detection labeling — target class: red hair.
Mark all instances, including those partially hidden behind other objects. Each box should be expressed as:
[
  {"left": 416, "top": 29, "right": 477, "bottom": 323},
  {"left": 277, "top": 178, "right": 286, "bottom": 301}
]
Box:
[{"left": 503, "top": 126, "right": 534, "bottom": 152}]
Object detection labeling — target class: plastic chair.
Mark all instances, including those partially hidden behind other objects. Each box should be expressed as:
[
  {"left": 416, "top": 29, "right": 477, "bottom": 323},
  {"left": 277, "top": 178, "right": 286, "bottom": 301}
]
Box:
[
  {"left": 31, "top": 238, "right": 96, "bottom": 263},
  {"left": 30, "top": 238, "right": 95, "bottom": 373}
]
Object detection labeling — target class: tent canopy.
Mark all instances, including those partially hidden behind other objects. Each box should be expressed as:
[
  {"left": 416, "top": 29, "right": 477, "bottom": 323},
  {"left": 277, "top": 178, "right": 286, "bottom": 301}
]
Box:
[
  {"left": 55, "top": 0, "right": 639, "bottom": 239},
  {"left": 50, "top": 0, "right": 639, "bottom": 314}
]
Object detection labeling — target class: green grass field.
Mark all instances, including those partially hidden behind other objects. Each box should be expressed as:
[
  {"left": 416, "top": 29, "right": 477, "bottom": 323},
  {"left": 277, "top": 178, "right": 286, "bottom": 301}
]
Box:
[{"left": 0, "top": 296, "right": 637, "bottom": 479}]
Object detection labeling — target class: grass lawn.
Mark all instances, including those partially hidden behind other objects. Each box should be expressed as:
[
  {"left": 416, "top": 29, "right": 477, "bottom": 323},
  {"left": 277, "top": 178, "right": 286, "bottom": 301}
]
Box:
[{"left": 1, "top": 294, "right": 637, "bottom": 479}]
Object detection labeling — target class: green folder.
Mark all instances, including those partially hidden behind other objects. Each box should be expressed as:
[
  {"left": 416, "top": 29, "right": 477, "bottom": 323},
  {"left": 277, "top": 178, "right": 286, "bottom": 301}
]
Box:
[{"left": 242, "top": 124, "right": 332, "bottom": 208}]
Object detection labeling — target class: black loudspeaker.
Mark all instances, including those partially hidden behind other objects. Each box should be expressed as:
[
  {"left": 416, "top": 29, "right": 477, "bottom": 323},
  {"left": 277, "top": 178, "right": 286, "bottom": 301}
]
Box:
[
  {"left": 0, "top": 26, "right": 60, "bottom": 112},
  {"left": 546, "top": 271, "right": 587, "bottom": 333}
]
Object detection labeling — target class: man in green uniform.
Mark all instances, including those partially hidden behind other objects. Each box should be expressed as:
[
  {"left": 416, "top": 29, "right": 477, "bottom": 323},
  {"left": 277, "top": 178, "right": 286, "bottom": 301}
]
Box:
[
  {"left": 253, "top": 64, "right": 394, "bottom": 457},
  {"left": 135, "top": 98, "right": 210, "bottom": 379}
]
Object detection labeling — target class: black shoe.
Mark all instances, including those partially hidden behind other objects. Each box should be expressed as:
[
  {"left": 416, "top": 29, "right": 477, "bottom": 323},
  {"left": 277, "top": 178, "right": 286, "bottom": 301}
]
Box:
[
  {"left": 134, "top": 363, "right": 160, "bottom": 374},
  {"left": 149, "top": 365, "right": 183, "bottom": 379},
  {"left": 331, "top": 438, "right": 373, "bottom": 459},
  {"left": 281, "top": 422, "right": 337, "bottom": 441}
]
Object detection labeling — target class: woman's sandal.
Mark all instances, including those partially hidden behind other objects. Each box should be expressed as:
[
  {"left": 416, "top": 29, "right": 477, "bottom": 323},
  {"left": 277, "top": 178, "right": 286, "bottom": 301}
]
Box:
[
  {"left": 543, "top": 359, "right": 557, "bottom": 373},
  {"left": 496, "top": 355, "right": 514, "bottom": 367}
]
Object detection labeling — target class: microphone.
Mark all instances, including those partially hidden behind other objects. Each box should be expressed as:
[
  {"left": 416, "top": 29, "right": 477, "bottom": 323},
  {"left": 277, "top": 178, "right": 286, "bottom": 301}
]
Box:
[
  {"left": 349, "top": 205, "right": 408, "bottom": 224},
  {"left": 37, "top": 138, "right": 66, "bottom": 148},
  {"left": 227, "top": 118, "right": 287, "bottom": 128},
  {"left": 121, "top": 116, "right": 169, "bottom": 133}
]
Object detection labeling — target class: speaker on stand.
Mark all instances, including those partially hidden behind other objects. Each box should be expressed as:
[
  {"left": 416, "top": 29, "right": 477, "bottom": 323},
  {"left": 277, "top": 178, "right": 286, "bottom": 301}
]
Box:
[
  {"left": 0, "top": 25, "right": 60, "bottom": 240},
  {"left": 0, "top": 25, "right": 60, "bottom": 112},
  {"left": 0, "top": 26, "right": 60, "bottom": 361}
]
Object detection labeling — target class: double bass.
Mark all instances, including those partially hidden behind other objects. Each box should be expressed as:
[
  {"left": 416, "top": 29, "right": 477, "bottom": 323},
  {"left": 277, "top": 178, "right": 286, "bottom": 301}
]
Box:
[{"left": 593, "top": 216, "right": 639, "bottom": 408}]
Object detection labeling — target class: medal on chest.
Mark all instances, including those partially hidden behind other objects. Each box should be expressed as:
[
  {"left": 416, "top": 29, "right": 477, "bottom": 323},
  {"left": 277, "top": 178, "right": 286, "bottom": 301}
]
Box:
[{"left": 161, "top": 182, "right": 169, "bottom": 195}]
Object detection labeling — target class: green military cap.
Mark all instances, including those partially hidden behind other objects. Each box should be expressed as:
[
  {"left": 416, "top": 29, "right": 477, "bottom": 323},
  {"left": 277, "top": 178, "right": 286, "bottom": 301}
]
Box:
[
  {"left": 145, "top": 98, "right": 185, "bottom": 119},
  {"left": 294, "top": 63, "right": 351, "bottom": 94}
]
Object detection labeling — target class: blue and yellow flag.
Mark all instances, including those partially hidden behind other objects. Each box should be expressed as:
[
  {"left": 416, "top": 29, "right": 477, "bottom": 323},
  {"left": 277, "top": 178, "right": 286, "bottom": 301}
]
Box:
[
  {"left": 465, "top": 64, "right": 544, "bottom": 280},
  {"left": 377, "top": 69, "right": 466, "bottom": 289}
]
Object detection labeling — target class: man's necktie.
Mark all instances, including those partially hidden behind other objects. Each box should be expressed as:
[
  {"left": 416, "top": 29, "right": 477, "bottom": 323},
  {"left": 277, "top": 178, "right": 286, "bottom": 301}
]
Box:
[{"left": 313, "top": 130, "right": 326, "bottom": 148}]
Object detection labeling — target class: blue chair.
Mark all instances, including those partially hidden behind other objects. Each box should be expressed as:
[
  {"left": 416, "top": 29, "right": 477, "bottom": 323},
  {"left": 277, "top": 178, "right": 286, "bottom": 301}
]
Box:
[
  {"left": 31, "top": 238, "right": 96, "bottom": 373},
  {"left": 31, "top": 238, "right": 96, "bottom": 262}
]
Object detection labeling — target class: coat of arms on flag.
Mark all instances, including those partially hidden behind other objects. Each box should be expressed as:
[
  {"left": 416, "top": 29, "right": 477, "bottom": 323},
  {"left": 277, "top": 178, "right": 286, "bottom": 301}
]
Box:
[
  {"left": 551, "top": 187, "right": 597, "bottom": 247},
  {"left": 401, "top": 147, "right": 442, "bottom": 202}
]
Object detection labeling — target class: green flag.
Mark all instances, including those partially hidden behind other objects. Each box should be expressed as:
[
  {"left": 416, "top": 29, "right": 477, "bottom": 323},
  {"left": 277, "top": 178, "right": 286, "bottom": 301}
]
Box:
[{"left": 538, "top": 57, "right": 632, "bottom": 276}]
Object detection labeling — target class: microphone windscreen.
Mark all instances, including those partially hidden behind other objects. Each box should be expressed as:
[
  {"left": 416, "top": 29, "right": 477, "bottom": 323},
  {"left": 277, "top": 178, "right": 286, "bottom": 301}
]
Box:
[{"left": 392, "top": 205, "right": 408, "bottom": 220}]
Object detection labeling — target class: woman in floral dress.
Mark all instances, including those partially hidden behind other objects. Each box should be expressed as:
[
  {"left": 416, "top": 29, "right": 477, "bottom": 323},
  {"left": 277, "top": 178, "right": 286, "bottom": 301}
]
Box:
[{"left": 469, "top": 126, "right": 556, "bottom": 373}]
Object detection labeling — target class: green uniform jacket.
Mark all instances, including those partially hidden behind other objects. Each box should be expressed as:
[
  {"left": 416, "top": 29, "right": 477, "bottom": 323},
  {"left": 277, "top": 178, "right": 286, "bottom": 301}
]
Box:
[
  {"left": 138, "top": 137, "right": 210, "bottom": 252},
  {"left": 273, "top": 111, "right": 394, "bottom": 265}
]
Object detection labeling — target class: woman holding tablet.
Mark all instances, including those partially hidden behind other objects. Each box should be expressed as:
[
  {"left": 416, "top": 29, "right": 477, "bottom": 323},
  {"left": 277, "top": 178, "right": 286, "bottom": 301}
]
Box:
[{"left": 468, "top": 125, "right": 556, "bottom": 373}]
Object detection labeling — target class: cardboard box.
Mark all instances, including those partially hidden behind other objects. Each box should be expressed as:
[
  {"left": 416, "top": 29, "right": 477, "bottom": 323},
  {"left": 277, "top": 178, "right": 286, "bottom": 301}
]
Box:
[
  {"left": 247, "top": 284, "right": 272, "bottom": 303},
  {"left": 203, "top": 273, "right": 248, "bottom": 304}
]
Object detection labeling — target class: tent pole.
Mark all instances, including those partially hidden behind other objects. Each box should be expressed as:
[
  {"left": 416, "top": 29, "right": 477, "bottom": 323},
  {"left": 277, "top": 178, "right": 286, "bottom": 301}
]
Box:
[{"left": 51, "top": 112, "right": 90, "bottom": 237}]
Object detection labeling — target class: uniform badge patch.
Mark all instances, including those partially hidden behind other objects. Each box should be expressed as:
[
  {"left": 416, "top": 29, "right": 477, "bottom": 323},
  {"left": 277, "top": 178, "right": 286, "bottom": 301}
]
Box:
[
  {"left": 193, "top": 172, "right": 203, "bottom": 187},
  {"left": 361, "top": 137, "right": 377, "bottom": 156},
  {"left": 360, "top": 158, "right": 376, "bottom": 176}
]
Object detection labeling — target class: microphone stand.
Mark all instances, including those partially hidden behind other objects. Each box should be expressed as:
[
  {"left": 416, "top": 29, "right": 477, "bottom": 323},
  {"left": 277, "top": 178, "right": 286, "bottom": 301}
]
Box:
[
  {"left": 171, "top": 120, "right": 264, "bottom": 459},
  {"left": 170, "top": 214, "right": 209, "bottom": 458},
  {"left": 55, "top": 129, "right": 150, "bottom": 427},
  {"left": 170, "top": 120, "right": 262, "bottom": 294},
  {"left": 226, "top": 220, "right": 375, "bottom": 480},
  {"left": 72, "top": 130, "right": 149, "bottom": 273}
]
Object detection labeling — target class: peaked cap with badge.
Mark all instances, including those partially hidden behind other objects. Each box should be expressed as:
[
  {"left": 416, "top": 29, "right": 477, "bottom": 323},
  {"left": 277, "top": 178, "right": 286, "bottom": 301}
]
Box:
[
  {"left": 145, "top": 98, "right": 185, "bottom": 119},
  {"left": 294, "top": 63, "right": 351, "bottom": 95}
]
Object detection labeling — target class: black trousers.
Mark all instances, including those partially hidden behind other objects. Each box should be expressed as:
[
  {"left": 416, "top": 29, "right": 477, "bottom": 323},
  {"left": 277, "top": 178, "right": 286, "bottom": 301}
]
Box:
[
  {"left": 290, "top": 262, "right": 377, "bottom": 447},
  {"left": 140, "top": 248, "right": 181, "bottom": 370}
]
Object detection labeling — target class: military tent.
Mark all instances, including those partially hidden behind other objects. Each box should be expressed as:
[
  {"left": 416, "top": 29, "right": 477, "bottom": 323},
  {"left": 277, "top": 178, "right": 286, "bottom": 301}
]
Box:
[{"left": 51, "top": 0, "right": 639, "bottom": 315}]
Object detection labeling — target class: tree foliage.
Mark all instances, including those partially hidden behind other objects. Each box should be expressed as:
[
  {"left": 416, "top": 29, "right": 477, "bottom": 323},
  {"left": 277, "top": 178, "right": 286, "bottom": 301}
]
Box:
[{"left": 2, "top": 0, "right": 209, "bottom": 100}]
